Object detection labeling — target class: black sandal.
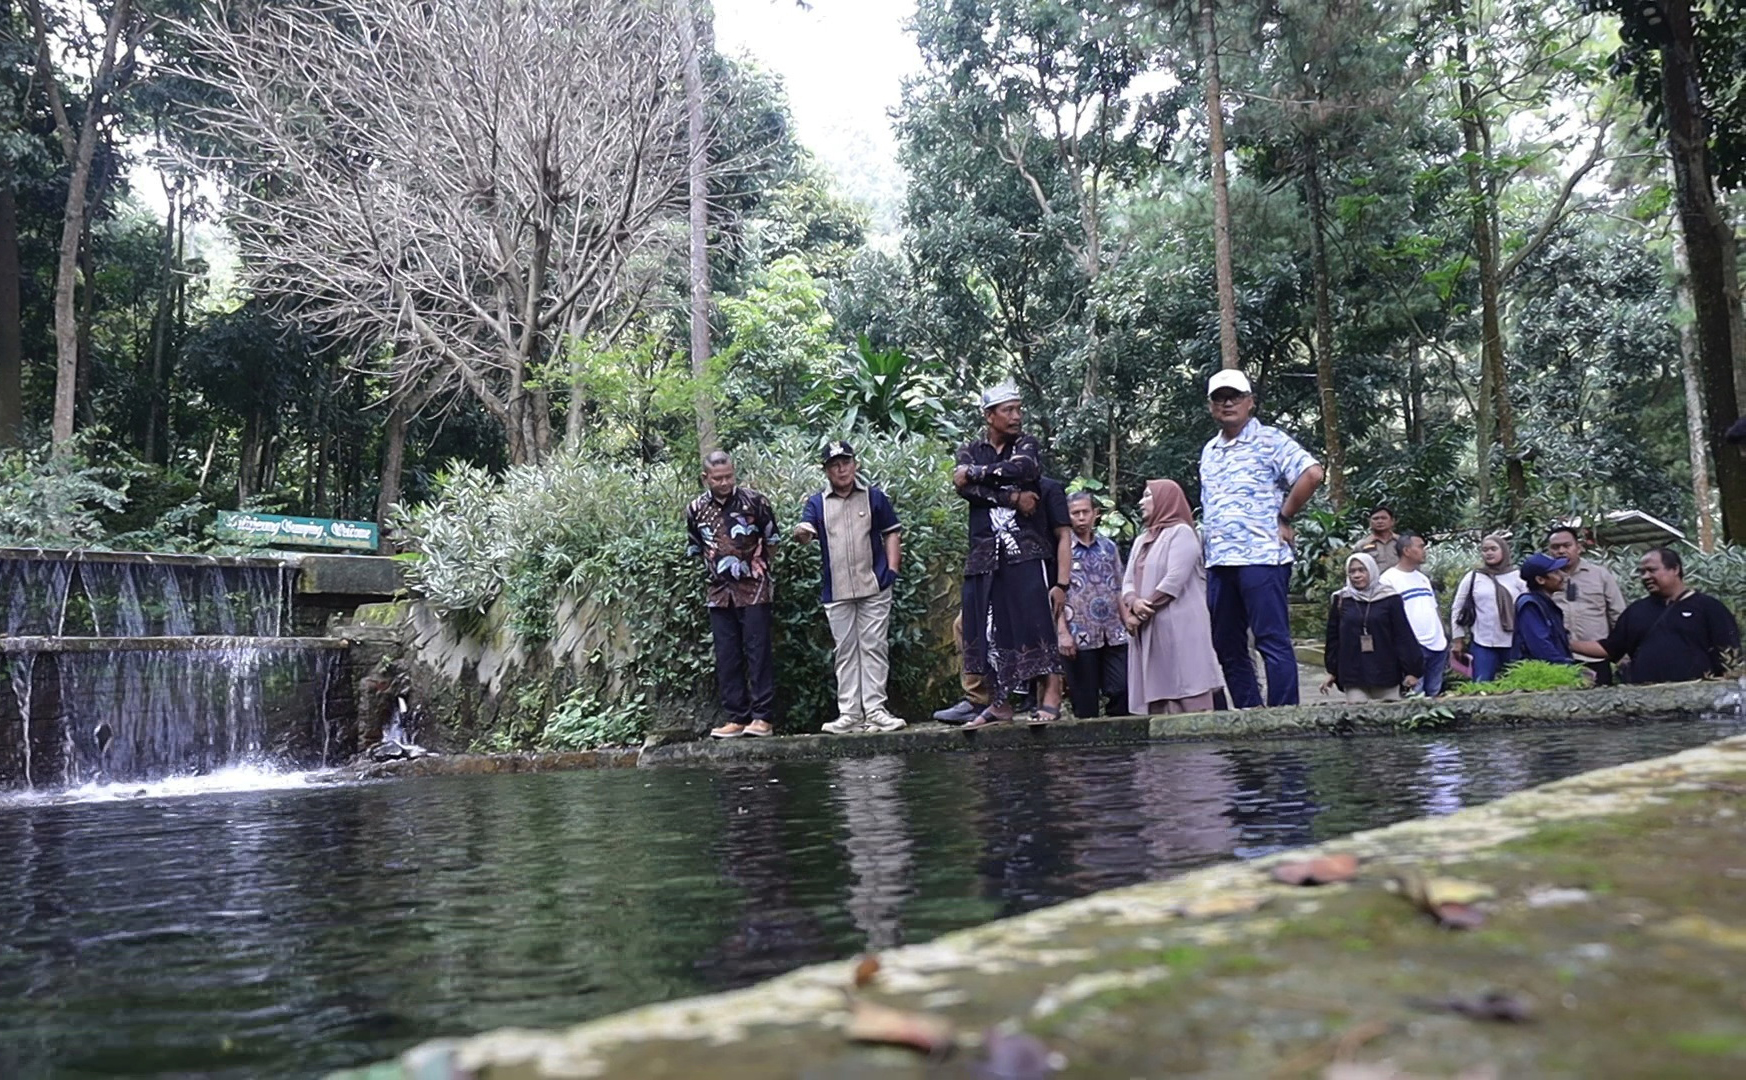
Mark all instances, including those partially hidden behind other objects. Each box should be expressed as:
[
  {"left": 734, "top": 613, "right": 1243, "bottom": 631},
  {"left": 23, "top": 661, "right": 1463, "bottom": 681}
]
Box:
[
  {"left": 1029, "top": 704, "right": 1061, "bottom": 726},
  {"left": 963, "top": 708, "right": 1010, "bottom": 730}
]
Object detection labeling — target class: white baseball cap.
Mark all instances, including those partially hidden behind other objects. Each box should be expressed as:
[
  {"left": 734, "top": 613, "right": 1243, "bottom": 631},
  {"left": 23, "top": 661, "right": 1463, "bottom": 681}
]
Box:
[{"left": 1207, "top": 369, "right": 1253, "bottom": 397}]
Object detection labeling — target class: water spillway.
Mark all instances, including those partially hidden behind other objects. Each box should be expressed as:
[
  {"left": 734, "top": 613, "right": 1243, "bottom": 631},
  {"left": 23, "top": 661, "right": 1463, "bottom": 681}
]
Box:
[{"left": 0, "top": 549, "right": 357, "bottom": 790}]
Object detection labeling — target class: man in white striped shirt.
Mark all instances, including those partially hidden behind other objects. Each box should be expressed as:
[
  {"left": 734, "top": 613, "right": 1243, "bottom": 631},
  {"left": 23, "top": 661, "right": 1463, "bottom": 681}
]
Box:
[{"left": 1380, "top": 532, "right": 1449, "bottom": 697}]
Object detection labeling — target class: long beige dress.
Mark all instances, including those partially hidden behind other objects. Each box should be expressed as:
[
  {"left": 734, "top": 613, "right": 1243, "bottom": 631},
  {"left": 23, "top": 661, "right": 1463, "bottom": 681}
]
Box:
[{"left": 1123, "top": 524, "right": 1224, "bottom": 712}]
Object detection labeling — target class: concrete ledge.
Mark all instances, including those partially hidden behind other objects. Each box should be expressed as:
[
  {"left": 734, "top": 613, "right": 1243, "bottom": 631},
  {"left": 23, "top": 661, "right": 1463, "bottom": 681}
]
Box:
[
  {"left": 340, "top": 681, "right": 1732, "bottom": 781},
  {"left": 356, "top": 748, "right": 640, "bottom": 780},
  {"left": 0, "top": 545, "right": 287, "bottom": 568},
  {"left": 337, "top": 729, "right": 1746, "bottom": 1079}
]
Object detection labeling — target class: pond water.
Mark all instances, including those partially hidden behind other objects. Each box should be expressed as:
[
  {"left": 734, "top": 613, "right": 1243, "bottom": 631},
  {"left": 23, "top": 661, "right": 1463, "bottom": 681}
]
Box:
[{"left": 0, "top": 716, "right": 1737, "bottom": 1079}]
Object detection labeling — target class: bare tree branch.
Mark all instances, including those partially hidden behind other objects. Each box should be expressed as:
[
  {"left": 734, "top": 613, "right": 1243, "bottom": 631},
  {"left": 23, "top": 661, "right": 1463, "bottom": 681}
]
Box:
[{"left": 173, "top": 0, "right": 693, "bottom": 463}]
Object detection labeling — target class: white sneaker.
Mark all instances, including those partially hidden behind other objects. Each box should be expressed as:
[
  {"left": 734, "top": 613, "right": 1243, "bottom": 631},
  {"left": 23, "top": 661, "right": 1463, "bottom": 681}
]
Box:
[
  {"left": 821, "top": 715, "right": 867, "bottom": 735},
  {"left": 865, "top": 712, "right": 907, "bottom": 733}
]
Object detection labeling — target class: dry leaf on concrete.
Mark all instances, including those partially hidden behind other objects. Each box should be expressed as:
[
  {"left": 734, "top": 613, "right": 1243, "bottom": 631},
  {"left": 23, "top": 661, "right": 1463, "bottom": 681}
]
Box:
[
  {"left": 852, "top": 953, "right": 882, "bottom": 989},
  {"left": 1393, "top": 872, "right": 1493, "bottom": 929},
  {"left": 845, "top": 997, "right": 957, "bottom": 1055},
  {"left": 1272, "top": 853, "right": 1361, "bottom": 886},
  {"left": 1412, "top": 990, "right": 1536, "bottom": 1023}
]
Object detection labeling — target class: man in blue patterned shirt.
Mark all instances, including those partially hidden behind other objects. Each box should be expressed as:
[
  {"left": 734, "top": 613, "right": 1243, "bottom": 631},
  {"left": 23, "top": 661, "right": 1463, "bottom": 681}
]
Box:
[
  {"left": 1199, "top": 369, "right": 1325, "bottom": 708},
  {"left": 1059, "top": 490, "right": 1128, "bottom": 717}
]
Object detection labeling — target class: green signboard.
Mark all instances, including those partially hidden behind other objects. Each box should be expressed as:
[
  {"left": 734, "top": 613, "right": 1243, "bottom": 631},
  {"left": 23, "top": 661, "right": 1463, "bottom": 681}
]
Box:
[{"left": 215, "top": 511, "right": 380, "bottom": 552}]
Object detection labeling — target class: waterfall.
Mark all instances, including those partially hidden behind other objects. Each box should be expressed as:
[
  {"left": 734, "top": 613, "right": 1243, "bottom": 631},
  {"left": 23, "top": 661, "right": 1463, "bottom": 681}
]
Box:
[
  {"left": 4, "top": 560, "right": 72, "bottom": 637},
  {"left": 0, "top": 551, "right": 355, "bottom": 790}
]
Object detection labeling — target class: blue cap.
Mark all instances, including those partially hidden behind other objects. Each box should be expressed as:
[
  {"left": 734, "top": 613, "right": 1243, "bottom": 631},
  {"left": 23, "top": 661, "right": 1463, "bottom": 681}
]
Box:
[
  {"left": 821, "top": 439, "right": 855, "bottom": 465},
  {"left": 1521, "top": 552, "right": 1569, "bottom": 580}
]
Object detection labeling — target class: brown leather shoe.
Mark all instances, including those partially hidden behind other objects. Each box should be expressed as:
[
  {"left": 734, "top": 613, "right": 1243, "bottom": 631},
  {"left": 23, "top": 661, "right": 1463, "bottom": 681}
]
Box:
[{"left": 743, "top": 719, "right": 774, "bottom": 737}]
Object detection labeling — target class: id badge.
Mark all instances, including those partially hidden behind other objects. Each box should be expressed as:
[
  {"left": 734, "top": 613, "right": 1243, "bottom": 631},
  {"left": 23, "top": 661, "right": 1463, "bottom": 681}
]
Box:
[{"left": 1359, "top": 632, "right": 1375, "bottom": 653}]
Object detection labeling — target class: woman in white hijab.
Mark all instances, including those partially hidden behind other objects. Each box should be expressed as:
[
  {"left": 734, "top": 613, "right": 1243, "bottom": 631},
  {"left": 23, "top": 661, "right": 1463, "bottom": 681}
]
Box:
[{"left": 1320, "top": 552, "right": 1422, "bottom": 702}]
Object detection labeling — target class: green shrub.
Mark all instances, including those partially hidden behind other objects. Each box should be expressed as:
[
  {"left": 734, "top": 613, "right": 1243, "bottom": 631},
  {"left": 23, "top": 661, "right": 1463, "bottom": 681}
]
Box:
[
  {"left": 0, "top": 433, "right": 134, "bottom": 547},
  {"left": 1446, "top": 659, "right": 1589, "bottom": 695},
  {"left": 398, "top": 431, "right": 968, "bottom": 744}
]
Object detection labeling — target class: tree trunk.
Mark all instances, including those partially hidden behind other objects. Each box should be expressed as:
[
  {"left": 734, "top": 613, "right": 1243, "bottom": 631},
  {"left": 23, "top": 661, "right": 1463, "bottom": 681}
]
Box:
[
  {"left": 377, "top": 398, "right": 411, "bottom": 530},
  {"left": 1453, "top": 2, "right": 1523, "bottom": 521},
  {"left": 1201, "top": 0, "right": 1240, "bottom": 370},
  {"left": 1659, "top": 0, "right": 1745, "bottom": 542},
  {"left": 143, "top": 186, "right": 178, "bottom": 461},
  {"left": 1408, "top": 341, "right": 1425, "bottom": 445},
  {"left": 1675, "top": 284, "right": 1716, "bottom": 552},
  {"left": 75, "top": 225, "right": 95, "bottom": 428},
  {"left": 1302, "top": 133, "right": 1346, "bottom": 510},
  {"left": 0, "top": 184, "right": 21, "bottom": 446},
  {"left": 238, "top": 416, "right": 259, "bottom": 501},
  {"left": 683, "top": 2, "right": 718, "bottom": 455},
  {"left": 27, "top": 0, "right": 133, "bottom": 448}
]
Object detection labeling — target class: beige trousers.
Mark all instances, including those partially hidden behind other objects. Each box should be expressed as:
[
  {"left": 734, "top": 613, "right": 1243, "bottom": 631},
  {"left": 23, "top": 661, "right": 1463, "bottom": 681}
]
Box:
[
  {"left": 826, "top": 588, "right": 895, "bottom": 720},
  {"left": 1344, "top": 684, "right": 1402, "bottom": 703}
]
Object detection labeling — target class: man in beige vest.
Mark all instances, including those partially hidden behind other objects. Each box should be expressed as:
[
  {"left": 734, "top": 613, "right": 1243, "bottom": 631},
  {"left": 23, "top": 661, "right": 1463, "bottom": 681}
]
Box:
[
  {"left": 794, "top": 441, "right": 906, "bottom": 734},
  {"left": 1546, "top": 525, "right": 1626, "bottom": 685}
]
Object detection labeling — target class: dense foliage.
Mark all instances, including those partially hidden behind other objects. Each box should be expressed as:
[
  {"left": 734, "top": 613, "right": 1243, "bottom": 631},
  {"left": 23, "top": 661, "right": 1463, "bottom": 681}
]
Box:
[{"left": 398, "top": 432, "right": 968, "bottom": 746}]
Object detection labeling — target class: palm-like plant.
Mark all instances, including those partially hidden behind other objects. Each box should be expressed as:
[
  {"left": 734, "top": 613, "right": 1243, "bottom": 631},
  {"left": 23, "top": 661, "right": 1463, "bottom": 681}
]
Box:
[{"left": 808, "top": 335, "right": 957, "bottom": 440}]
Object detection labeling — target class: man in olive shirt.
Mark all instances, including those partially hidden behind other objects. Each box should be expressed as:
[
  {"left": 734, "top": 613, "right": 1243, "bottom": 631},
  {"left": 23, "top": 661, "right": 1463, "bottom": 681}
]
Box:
[
  {"left": 1353, "top": 504, "right": 1401, "bottom": 574},
  {"left": 1547, "top": 526, "right": 1626, "bottom": 685},
  {"left": 1574, "top": 547, "right": 1740, "bottom": 683}
]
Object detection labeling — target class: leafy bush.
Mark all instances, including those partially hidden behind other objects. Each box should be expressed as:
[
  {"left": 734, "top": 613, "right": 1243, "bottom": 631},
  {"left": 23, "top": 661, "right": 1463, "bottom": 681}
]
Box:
[
  {"left": 0, "top": 433, "right": 137, "bottom": 548},
  {"left": 1446, "top": 659, "right": 1589, "bottom": 695},
  {"left": 398, "top": 431, "right": 968, "bottom": 745}
]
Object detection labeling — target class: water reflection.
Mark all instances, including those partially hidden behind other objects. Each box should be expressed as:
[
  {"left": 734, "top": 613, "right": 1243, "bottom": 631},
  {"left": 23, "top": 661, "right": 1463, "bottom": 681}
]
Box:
[{"left": 0, "top": 716, "right": 1737, "bottom": 1079}]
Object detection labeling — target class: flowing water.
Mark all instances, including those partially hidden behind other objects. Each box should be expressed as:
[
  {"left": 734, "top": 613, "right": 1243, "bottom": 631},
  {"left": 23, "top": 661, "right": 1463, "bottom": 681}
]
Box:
[
  {"left": 0, "top": 555, "right": 334, "bottom": 791},
  {"left": 0, "top": 715, "right": 1737, "bottom": 1079}
]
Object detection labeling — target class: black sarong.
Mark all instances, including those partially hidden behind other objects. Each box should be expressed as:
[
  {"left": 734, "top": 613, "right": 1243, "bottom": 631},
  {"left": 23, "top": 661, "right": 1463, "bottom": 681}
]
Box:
[{"left": 961, "top": 559, "right": 1060, "bottom": 704}]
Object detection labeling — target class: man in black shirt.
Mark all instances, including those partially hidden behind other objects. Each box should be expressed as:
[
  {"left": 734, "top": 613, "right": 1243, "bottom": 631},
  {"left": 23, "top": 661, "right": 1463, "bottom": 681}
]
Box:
[
  {"left": 1574, "top": 547, "right": 1740, "bottom": 684},
  {"left": 952, "top": 383, "right": 1065, "bottom": 727}
]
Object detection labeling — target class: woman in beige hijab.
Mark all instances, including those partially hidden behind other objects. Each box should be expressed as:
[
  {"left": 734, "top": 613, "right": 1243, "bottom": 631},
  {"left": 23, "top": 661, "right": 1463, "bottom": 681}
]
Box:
[{"left": 1122, "top": 480, "right": 1224, "bottom": 714}]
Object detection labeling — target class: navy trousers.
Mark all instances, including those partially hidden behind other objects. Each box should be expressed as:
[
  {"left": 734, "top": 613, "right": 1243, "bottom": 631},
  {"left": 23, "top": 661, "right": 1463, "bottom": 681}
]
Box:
[
  {"left": 1065, "top": 645, "right": 1129, "bottom": 718},
  {"left": 1206, "top": 564, "right": 1298, "bottom": 709},
  {"left": 709, "top": 603, "right": 775, "bottom": 724}
]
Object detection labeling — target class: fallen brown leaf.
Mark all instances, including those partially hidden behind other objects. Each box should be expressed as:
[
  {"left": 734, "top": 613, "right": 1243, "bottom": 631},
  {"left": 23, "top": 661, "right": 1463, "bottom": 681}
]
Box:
[
  {"left": 852, "top": 952, "right": 882, "bottom": 989},
  {"left": 1393, "top": 872, "right": 1491, "bottom": 929},
  {"left": 1413, "top": 990, "right": 1535, "bottom": 1023},
  {"left": 1431, "top": 901, "right": 1487, "bottom": 930},
  {"left": 1272, "top": 852, "right": 1361, "bottom": 886},
  {"left": 845, "top": 997, "right": 957, "bottom": 1055}
]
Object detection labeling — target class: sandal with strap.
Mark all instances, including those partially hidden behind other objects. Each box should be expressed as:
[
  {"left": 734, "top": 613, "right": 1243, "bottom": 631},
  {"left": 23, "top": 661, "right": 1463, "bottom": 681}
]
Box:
[
  {"left": 962, "top": 707, "right": 1010, "bottom": 730},
  {"left": 1029, "top": 704, "right": 1061, "bottom": 726}
]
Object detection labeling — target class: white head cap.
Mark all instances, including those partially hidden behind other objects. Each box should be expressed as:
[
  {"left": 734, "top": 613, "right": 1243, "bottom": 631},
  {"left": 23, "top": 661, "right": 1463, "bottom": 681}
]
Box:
[
  {"left": 1206, "top": 369, "right": 1253, "bottom": 397},
  {"left": 979, "top": 381, "right": 1022, "bottom": 411}
]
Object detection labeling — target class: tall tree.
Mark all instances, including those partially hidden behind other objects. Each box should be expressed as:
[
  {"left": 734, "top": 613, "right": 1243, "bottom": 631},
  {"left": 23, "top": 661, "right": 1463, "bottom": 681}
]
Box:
[
  {"left": 1432, "top": 0, "right": 1613, "bottom": 521},
  {"left": 181, "top": 0, "right": 693, "bottom": 466},
  {"left": 1199, "top": 0, "right": 1240, "bottom": 370},
  {"left": 1583, "top": 0, "right": 1746, "bottom": 540},
  {"left": 681, "top": 2, "right": 718, "bottom": 455},
  {"left": 21, "top": 0, "right": 143, "bottom": 447}
]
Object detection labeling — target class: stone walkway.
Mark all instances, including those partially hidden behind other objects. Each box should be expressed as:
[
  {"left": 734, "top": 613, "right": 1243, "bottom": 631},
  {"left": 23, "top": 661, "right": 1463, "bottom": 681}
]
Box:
[{"left": 338, "top": 729, "right": 1746, "bottom": 1079}]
